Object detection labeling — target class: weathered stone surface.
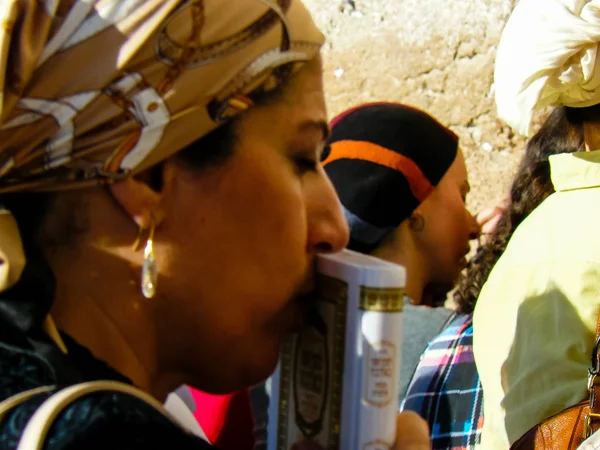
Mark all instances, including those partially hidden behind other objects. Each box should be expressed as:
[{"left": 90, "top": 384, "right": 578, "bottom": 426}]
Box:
[{"left": 304, "top": 0, "right": 526, "bottom": 213}]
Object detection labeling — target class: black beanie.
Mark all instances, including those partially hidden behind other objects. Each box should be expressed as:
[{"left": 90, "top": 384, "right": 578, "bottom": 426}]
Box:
[{"left": 323, "top": 102, "right": 458, "bottom": 253}]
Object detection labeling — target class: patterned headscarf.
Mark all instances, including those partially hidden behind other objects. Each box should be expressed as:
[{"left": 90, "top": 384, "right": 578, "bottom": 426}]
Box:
[
  {"left": 0, "top": 0, "right": 323, "bottom": 192},
  {"left": 494, "top": 0, "right": 600, "bottom": 136},
  {"left": 0, "top": 0, "right": 323, "bottom": 290}
]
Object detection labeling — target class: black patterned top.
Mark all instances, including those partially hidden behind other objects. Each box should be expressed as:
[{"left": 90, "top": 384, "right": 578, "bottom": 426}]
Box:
[{"left": 0, "top": 330, "right": 214, "bottom": 450}]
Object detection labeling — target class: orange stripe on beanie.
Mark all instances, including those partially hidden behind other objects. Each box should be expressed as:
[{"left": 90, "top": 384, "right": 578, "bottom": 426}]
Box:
[{"left": 323, "top": 140, "right": 434, "bottom": 202}]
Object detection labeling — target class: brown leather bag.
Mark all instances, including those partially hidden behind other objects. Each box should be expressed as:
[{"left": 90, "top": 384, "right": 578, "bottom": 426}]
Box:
[{"left": 510, "top": 312, "right": 600, "bottom": 449}]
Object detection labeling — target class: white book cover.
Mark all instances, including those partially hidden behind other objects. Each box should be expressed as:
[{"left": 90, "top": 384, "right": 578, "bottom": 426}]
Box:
[{"left": 268, "top": 249, "right": 405, "bottom": 450}]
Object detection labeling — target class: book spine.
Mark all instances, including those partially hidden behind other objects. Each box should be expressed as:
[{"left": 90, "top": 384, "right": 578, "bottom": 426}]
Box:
[{"left": 356, "top": 285, "right": 404, "bottom": 450}]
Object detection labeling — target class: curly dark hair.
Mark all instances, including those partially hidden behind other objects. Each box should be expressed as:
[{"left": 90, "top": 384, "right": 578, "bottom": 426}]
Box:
[{"left": 453, "top": 105, "right": 600, "bottom": 314}]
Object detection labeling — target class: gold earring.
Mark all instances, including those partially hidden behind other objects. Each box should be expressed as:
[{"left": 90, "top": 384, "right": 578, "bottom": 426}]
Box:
[{"left": 134, "top": 218, "right": 157, "bottom": 299}]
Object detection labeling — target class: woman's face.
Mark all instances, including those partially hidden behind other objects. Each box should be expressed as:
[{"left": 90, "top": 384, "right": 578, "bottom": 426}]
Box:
[
  {"left": 416, "top": 150, "right": 479, "bottom": 292},
  {"left": 154, "top": 58, "right": 349, "bottom": 393}
]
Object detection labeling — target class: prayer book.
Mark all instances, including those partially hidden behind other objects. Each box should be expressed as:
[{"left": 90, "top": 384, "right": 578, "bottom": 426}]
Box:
[{"left": 268, "top": 249, "right": 405, "bottom": 450}]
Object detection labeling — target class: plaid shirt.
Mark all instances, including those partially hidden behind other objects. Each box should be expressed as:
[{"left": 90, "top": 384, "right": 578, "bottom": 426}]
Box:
[{"left": 401, "top": 313, "right": 483, "bottom": 450}]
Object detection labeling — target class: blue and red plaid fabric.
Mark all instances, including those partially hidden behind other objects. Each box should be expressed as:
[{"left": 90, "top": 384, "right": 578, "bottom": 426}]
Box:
[{"left": 401, "top": 313, "right": 483, "bottom": 450}]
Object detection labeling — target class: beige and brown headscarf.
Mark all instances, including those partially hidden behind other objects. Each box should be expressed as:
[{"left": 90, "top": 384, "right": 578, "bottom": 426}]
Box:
[
  {"left": 0, "top": 0, "right": 323, "bottom": 291},
  {"left": 0, "top": 0, "right": 323, "bottom": 191}
]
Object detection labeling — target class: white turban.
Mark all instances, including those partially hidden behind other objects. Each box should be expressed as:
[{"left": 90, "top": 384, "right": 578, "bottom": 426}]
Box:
[{"left": 494, "top": 0, "right": 600, "bottom": 136}]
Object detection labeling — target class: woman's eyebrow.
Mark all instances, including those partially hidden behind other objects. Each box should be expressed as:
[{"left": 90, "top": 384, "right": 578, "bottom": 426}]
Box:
[{"left": 297, "top": 119, "right": 330, "bottom": 141}]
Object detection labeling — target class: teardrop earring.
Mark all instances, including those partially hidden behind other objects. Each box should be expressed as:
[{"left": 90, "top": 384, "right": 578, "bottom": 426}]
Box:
[{"left": 133, "top": 217, "right": 158, "bottom": 299}]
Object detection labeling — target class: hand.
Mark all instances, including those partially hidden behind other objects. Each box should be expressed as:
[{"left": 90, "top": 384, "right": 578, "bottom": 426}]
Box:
[
  {"left": 394, "top": 411, "right": 430, "bottom": 450},
  {"left": 476, "top": 199, "right": 509, "bottom": 238}
]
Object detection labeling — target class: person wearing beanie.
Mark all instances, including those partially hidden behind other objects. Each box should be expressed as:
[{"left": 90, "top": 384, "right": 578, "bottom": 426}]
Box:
[
  {"left": 324, "top": 103, "right": 479, "bottom": 304},
  {"left": 323, "top": 102, "right": 481, "bottom": 399},
  {"left": 472, "top": 0, "right": 600, "bottom": 448}
]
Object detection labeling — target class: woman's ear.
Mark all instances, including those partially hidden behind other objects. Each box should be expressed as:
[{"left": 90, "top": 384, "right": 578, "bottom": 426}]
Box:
[{"left": 109, "top": 176, "right": 165, "bottom": 229}]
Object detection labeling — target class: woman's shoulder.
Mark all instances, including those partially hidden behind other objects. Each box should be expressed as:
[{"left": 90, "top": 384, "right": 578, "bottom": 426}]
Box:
[
  {"left": 1, "top": 388, "right": 213, "bottom": 449},
  {"left": 0, "top": 341, "right": 56, "bottom": 403},
  {"left": 501, "top": 190, "right": 600, "bottom": 267},
  {"left": 0, "top": 344, "right": 212, "bottom": 450}
]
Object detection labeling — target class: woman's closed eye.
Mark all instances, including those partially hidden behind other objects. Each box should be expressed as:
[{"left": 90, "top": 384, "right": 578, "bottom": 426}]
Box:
[
  {"left": 292, "top": 144, "right": 325, "bottom": 175},
  {"left": 289, "top": 120, "right": 329, "bottom": 176}
]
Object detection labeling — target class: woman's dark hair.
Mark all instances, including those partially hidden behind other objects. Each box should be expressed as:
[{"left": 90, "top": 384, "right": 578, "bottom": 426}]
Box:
[{"left": 454, "top": 104, "right": 600, "bottom": 314}]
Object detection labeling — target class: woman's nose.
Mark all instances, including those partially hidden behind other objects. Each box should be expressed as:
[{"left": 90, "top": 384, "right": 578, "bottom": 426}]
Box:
[{"left": 307, "top": 174, "right": 350, "bottom": 254}]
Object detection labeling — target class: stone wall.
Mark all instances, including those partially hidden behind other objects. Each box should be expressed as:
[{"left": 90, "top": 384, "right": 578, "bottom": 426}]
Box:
[{"left": 304, "top": 0, "right": 526, "bottom": 213}]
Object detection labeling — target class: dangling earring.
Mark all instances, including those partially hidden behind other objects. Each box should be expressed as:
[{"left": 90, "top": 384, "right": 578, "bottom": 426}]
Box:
[
  {"left": 409, "top": 213, "right": 425, "bottom": 232},
  {"left": 133, "top": 217, "right": 158, "bottom": 299}
]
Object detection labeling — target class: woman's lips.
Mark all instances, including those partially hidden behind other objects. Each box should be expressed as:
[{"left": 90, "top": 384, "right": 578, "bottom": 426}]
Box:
[
  {"left": 283, "top": 290, "right": 318, "bottom": 333},
  {"left": 282, "top": 269, "right": 317, "bottom": 334}
]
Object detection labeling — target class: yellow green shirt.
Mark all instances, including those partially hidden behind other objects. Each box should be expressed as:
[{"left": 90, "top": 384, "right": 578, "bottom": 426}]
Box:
[{"left": 473, "top": 150, "right": 600, "bottom": 449}]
